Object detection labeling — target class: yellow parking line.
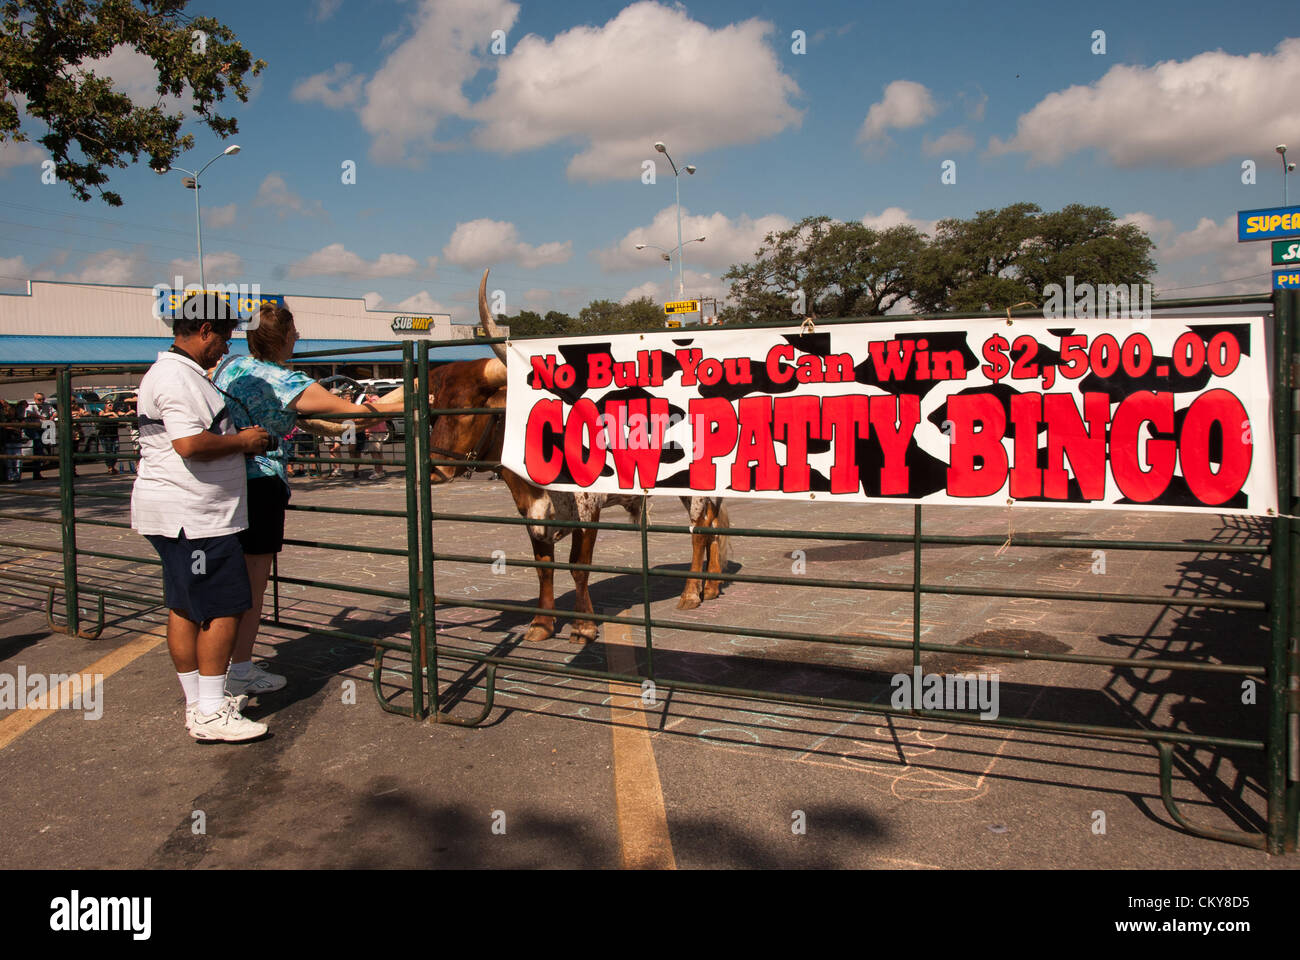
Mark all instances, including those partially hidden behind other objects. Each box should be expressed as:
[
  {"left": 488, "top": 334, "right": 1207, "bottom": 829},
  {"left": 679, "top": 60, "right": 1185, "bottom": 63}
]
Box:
[
  {"left": 604, "top": 621, "right": 676, "bottom": 870},
  {"left": 0, "top": 627, "right": 167, "bottom": 750}
]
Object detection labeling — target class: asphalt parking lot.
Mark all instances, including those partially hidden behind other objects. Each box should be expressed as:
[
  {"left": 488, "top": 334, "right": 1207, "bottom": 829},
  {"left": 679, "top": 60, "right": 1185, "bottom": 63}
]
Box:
[{"left": 0, "top": 469, "right": 1294, "bottom": 869}]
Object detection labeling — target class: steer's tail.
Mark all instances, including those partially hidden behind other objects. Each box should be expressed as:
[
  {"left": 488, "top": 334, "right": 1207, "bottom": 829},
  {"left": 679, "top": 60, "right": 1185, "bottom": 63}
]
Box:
[{"left": 715, "top": 501, "right": 731, "bottom": 575}]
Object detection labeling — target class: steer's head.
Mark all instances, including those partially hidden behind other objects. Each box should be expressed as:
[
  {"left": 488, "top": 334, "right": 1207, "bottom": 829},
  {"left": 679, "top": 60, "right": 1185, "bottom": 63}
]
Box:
[{"left": 427, "top": 268, "right": 509, "bottom": 484}]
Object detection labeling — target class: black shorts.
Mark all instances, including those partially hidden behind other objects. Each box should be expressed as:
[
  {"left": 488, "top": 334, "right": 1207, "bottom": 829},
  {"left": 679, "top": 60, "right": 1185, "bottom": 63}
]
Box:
[
  {"left": 145, "top": 531, "right": 251, "bottom": 624},
  {"left": 237, "top": 475, "right": 291, "bottom": 555}
]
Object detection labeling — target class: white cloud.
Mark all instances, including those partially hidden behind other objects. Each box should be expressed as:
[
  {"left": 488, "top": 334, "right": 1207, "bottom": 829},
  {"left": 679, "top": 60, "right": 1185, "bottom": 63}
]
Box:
[
  {"left": 471, "top": 1, "right": 802, "bottom": 180},
  {"left": 167, "top": 251, "right": 244, "bottom": 283},
  {"left": 313, "top": 0, "right": 342, "bottom": 21},
  {"left": 0, "top": 140, "right": 45, "bottom": 174},
  {"left": 989, "top": 38, "right": 1300, "bottom": 167},
  {"left": 595, "top": 207, "right": 794, "bottom": 271},
  {"left": 442, "top": 219, "right": 572, "bottom": 268},
  {"left": 0, "top": 255, "right": 31, "bottom": 290},
  {"left": 360, "top": 0, "right": 520, "bottom": 162},
  {"left": 38, "top": 249, "right": 150, "bottom": 286},
  {"left": 362, "top": 291, "right": 385, "bottom": 310},
  {"left": 922, "top": 128, "right": 974, "bottom": 156},
  {"left": 1122, "top": 211, "right": 1268, "bottom": 295},
  {"left": 861, "top": 207, "right": 937, "bottom": 235},
  {"left": 621, "top": 280, "right": 662, "bottom": 303},
  {"left": 287, "top": 243, "right": 423, "bottom": 279},
  {"left": 76, "top": 45, "right": 189, "bottom": 118},
  {"left": 205, "top": 204, "right": 238, "bottom": 229},
  {"left": 857, "top": 80, "right": 937, "bottom": 145},
  {"left": 254, "top": 172, "right": 323, "bottom": 218},
  {"left": 397, "top": 290, "right": 453, "bottom": 315},
  {"left": 291, "top": 63, "right": 365, "bottom": 109}
]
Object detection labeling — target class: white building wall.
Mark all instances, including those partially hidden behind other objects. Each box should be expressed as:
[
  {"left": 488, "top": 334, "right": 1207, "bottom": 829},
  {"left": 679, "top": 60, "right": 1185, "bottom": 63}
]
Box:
[{"left": 0, "top": 280, "right": 480, "bottom": 343}]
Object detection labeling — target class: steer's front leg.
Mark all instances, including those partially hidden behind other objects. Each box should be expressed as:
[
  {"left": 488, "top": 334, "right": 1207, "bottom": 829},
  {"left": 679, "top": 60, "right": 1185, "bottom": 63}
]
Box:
[{"left": 524, "top": 534, "right": 557, "bottom": 643}]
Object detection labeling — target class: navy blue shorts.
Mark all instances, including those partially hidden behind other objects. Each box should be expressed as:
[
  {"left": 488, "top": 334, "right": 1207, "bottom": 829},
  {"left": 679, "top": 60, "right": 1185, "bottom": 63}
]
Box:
[{"left": 145, "top": 531, "right": 251, "bottom": 625}]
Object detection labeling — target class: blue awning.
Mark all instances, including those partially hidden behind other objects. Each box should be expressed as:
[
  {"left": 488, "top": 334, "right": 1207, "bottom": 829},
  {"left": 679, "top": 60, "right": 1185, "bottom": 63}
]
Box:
[{"left": 0, "top": 336, "right": 494, "bottom": 365}]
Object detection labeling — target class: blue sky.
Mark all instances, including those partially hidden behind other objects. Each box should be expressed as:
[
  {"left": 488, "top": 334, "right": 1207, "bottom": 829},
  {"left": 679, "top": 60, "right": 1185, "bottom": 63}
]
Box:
[{"left": 1, "top": 0, "right": 1297, "bottom": 320}]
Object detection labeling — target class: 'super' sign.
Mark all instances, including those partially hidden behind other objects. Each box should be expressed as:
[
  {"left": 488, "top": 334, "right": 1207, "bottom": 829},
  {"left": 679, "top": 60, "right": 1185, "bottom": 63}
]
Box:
[
  {"left": 1273, "top": 269, "right": 1300, "bottom": 289},
  {"left": 1238, "top": 205, "right": 1300, "bottom": 241}
]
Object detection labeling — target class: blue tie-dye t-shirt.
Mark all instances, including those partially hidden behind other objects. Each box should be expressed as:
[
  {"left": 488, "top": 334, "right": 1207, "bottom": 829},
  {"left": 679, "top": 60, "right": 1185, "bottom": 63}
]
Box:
[{"left": 212, "top": 355, "right": 315, "bottom": 489}]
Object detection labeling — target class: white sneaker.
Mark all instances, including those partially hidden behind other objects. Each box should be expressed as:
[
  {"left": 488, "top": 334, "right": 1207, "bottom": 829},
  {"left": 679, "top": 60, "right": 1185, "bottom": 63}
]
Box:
[
  {"left": 185, "top": 694, "right": 248, "bottom": 731},
  {"left": 226, "top": 663, "right": 287, "bottom": 697},
  {"left": 189, "top": 697, "right": 266, "bottom": 742},
  {"left": 368, "top": 470, "right": 385, "bottom": 480}
]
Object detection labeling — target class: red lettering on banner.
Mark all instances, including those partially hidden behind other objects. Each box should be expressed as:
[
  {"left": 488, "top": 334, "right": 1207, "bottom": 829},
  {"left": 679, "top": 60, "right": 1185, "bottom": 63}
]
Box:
[
  {"left": 869, "top": 394, "right": 919, "bottom": 495},
  {"left": 821, "top": 396, "right": 870, "bottom": 494},
  {"left": 531, "top": 355, "right": 557, "bottom": 389},
  {"left": 732, "top": 397, "right": 780, "bottom": 491},
  {"left": 676, "top": 349, "right": 703, "bottom": 386},
  {"left": 563, "top": 399, "right": 605, "bottom": 486},
  {"left": 773, "top": 396, "right": 821, "bottom": 492},
  {"left": 689, "top": 397, "right": 739, "bottom": 487},
  {"left": 868, "top": 339, "right": 915, "bottom": 381},
  {"left": 947, "top": 393, "right": 1007, "bottom": 496},
  {"left": 1110, "top": 391, "right": 1175, "bottom": 502},
  {"left": 587, "top": 353, "right": 612, "bottom": 388},
  {"left": 524, "top": 399, "right": 564, "bottom": 484},
  {"left": 1180, "top": 389, "right": 1252, "bottom": 505},
  {"left": 1008, "top": 392, "right": 1043, "bottom": 498},
  {"left": 604, "top": 398, "right": 668, "bottom": 489},
  {"left": 1044, "top": 392, "right": 1110, "bottom": 500},
  {"left": 767, "top": 344, "right": 794, "bottom": 384}
]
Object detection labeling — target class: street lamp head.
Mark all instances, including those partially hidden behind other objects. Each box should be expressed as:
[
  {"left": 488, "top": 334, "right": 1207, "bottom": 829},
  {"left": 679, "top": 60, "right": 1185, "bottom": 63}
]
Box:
[
  {"left": 635, "top": 244, "right": 647, "bottom": 250},
  {"left": 695, "top": 235, "right": 706, "bottom": 242},
  {"left": 223, "top": 144, "right": 241, "bottom": 156},
  {"left": 654, "top": 142, "right": 666, "bottom": 153},
  {"left": 685, "top": 165, "right": 696, "bottom": 175},
  {"left": 153, "top": 164, "right": 170, "bottom": 175},
  {"left": 1290, "top": 162, "right": 1297, "bottom": 173},
  {"left": 661, "top": 253, "right": 671, "bottom": 261},
  {"left": 1277, "top": 144, "right": 1288, "bottom": 155}
]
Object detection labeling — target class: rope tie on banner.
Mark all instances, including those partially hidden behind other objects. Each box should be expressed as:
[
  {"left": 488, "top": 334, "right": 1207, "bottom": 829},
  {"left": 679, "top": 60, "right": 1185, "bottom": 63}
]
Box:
[
  {"left": 800, "top": 317, "right": 816, "bottom": 334},
  {"left": 994, "top": 500, "right": 1015, "bottom": 557},
  {"left": 1004, "top": 301, "right": 1038, "bottom": 324}
]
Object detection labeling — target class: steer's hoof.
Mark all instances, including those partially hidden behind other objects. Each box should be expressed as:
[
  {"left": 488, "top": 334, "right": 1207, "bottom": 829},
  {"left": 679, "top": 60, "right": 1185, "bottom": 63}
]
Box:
[
  {"left": 523, "top": 624, "right": 554, "bottom": 643},
  {"left": 568, "top": 621, "right": 599, "bottom": 644},
  {"left": 701, "top": 583, "right": 721, "bottom": 601},
  {"left": 676, "top": 594, "right": 701, "bottom": 611}
]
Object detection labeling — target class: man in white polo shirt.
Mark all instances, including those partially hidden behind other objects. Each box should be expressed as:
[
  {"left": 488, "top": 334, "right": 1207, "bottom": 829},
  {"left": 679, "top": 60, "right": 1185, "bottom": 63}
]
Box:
[{"left": 132, "top": 296, "right": 271, "bottom": 741}]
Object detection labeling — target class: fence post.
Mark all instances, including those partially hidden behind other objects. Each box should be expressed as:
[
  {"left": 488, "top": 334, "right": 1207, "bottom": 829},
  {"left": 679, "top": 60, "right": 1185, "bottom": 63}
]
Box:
[
  {"left": 1274, "top": 289, "right": 1300, "bottom": 852},
  {"left": 401, "top": 342, "right": 426, "bottom": 719},
  {"left": 416, "top": 341, "right": 439, "bottom": 718},
  {"left": 1268, "top": 289, "right": 1296, "bottom": 853},
  {"left": 56, "top": 366, "right": 80, "bottom": 634}
]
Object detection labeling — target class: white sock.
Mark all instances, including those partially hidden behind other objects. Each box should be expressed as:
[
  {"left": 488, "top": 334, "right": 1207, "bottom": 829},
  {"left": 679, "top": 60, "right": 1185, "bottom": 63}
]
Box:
[
  {"left": 198, "top": 674, "right": 227, "bottom": 716},
  {"left": 177, "top": 670, "right": 200, "bottom": 706},
  {"left": 228, "top": 660, "right": 253, "bottom": 679}
]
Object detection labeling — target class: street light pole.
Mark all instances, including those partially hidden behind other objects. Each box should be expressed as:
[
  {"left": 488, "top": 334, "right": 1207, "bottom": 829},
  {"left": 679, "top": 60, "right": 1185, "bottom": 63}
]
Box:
[
  {"left": 636, "top": 238, "right": 706, "bottom": 303},
  {"left": 158, "top": 144, "right": 241, "bottom": 291},
  {"left": 654, "top": 142, "right": 695, "bottom": 298}
]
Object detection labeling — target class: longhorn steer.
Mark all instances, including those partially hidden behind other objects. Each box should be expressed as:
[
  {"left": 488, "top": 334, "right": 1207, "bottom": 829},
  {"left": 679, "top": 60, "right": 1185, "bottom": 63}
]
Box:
[{"left": 424, "top": 269, "right": 729, "bottom": 643}]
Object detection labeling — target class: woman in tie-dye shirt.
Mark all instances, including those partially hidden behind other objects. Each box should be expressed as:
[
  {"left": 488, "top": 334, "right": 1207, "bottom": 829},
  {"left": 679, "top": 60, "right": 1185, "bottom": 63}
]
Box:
[{"left": 212, "top": 303, "right": 404, "bottom": 696}]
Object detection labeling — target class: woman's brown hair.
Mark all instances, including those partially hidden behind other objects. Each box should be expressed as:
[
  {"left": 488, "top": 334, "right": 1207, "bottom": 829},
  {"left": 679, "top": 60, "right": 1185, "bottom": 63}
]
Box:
[{"left": 247, "top": 303, "right": 295, "bottom": 362}]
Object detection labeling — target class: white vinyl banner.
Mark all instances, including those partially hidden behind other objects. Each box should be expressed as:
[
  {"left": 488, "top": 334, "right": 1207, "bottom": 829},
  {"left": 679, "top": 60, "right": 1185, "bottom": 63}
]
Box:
[{"left": 500, "top": 315, "right": 1278, "bottom": 515}]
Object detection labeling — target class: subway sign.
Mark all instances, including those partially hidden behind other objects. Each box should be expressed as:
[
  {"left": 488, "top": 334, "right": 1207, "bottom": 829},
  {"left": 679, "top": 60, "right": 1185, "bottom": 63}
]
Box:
[
  {"left": 391, "top": 315, "right": 435, "bottom": 334},
  {"left": 1272, "top": 240, "right": 1300, "bottom": 265},
  {"left": 1237, "top": 205, "right": 1300, "bottom": 242}
]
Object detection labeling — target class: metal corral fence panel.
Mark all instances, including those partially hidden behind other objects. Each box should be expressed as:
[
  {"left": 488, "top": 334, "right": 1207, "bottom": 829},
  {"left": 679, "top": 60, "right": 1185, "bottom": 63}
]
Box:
[{"left": 1, "top": 298, "right": 1296, "bottom": 853}]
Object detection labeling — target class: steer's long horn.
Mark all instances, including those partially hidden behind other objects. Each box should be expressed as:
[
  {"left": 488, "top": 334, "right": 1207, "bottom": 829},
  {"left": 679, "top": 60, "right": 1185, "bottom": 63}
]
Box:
[{"left": 479, "top": 267, "right": 508, "bottom": 365}]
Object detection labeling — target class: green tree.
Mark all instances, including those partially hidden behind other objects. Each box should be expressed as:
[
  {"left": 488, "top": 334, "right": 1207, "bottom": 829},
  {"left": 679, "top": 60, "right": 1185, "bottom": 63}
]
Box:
[
  {"left": 723, "top": 216, "right": 927, "bottom": 322},
  {"left": 911, "top": 203, "right": 1155, "bottom": 312},
  {"left": 576, "top": 296, "right": 663, "bottom": 333},
  {"left": 1, "top": 0, "right": 265, "bottom": 206}
]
